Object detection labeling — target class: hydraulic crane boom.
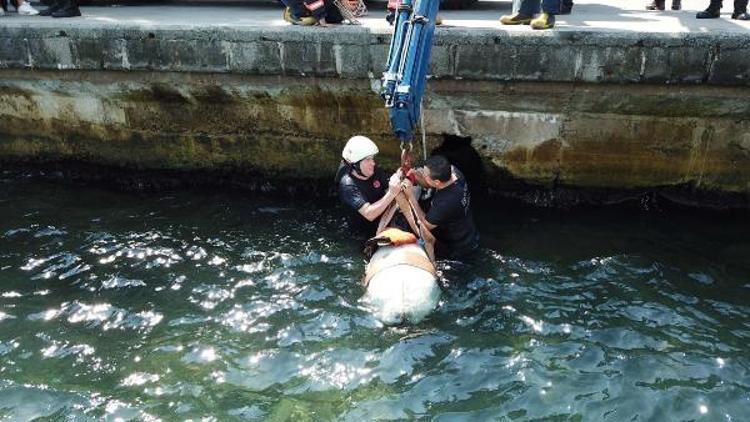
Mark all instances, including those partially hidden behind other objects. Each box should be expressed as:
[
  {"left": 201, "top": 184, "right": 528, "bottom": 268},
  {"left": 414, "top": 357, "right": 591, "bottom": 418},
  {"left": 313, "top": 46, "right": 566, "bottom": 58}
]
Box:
[{"left": 381, "top": 0, "right": 440, "bottom": 143}]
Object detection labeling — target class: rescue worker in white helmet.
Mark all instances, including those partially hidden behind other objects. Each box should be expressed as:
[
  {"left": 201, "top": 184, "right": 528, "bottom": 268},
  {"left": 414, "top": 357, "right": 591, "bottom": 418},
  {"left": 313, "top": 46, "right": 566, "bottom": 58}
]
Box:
[{"left": 335, "top": 136, "right": 403, "bottom": 236}]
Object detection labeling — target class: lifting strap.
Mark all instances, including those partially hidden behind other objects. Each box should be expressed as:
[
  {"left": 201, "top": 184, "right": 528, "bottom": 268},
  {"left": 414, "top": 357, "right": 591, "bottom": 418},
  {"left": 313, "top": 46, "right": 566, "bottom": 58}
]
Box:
[
  {"left": 363, "top": 244, "right": 436, "bottom": 287},
  {"left": 376, "top": 144, "right": 415, "bottom": 237},
  {"left": 400, "top": 144, "right": 417, "bottom": 185},
  {"left": 369, "top": 135, "right": 435, "bottom": 266},
  {"left": 375, "top": 185, "right": 435, "bottom": 263},
  {"left": 377, "top": 201, "right": 400, "bottom": 235}
]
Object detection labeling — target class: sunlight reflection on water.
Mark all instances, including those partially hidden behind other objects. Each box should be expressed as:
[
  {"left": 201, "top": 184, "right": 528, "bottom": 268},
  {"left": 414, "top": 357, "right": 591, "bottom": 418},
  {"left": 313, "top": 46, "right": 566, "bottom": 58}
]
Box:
[{"left": 0, "top": 178, "right": 748, "bottom": 420}]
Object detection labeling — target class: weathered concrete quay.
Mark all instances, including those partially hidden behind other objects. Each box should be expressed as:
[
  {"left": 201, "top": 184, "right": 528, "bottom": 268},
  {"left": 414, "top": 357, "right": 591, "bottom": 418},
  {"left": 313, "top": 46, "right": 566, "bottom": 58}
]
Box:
[{"left": 1, "top": 0, "right": 749, "bottom": 207}]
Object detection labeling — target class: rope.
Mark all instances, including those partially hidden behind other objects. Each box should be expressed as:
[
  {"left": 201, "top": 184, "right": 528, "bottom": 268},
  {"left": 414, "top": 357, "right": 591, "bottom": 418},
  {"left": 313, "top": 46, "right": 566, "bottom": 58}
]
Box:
[{"left": 419, "top": 99, "right": 427, "bottom": 161}]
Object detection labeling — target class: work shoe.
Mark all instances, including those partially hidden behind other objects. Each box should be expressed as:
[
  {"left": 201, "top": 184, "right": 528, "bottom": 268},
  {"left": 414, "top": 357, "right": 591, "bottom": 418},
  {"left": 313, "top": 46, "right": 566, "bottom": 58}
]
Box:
[
  {"left": 386, "top": 10, "right": 395, "bottom": 25},
  {"left": 646, "top": 0, "right": 665, "bottom": 10},
  {"left": 18, "top": 2, "right": 40, "bottom": 15},
  {"left": 671, "top": 0, "right": 681, "bottom": 10},
  {"left": 530, "top": 13, "right": 555, "bottom": 29},
  {"left": 39, "top": 0, "right": 63, "bottom": 16},
  {"left": 435, "top": 14, "right": 443, "bottom": 25},
  {"left": 696, "top": 6, "right": 721, "bottom": 18},
  {"left": 51, "top": 1, "right": 80, "bottom": 18},
  {"left": 499, "top": 13, "right": 533, "bottom": 25},
  {"left": 732, "top": 10, "right": 750, "bottom": 18},
  {"left": 282, "top": 7, "right": 317, "bottom": 25}
]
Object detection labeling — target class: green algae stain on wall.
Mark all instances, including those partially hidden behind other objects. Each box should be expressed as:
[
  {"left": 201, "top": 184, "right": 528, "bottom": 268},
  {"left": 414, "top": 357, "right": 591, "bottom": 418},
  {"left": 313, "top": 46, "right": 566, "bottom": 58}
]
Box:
[
  {"left": 1, "top": 73, "right": 750, "bottom": 202},
  {"left": 0, "top": 77, "right": 402, "bottom": 178}
]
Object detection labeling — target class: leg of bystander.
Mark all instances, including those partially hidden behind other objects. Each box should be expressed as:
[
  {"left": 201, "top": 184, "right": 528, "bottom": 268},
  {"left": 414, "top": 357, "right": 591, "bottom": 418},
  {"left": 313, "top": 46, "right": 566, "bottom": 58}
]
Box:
[
  {"left": 732, "top": 0, "right": 750, "bottom": 18},
  {"left": 39, "top": 0, "right": 64, "bottom": 15},
  {"left": 646, "top": 0, "right": 665, "bottom": 10},
  {"left": 696, "top": 0, "right": 722, "bottom": 17},
  {"left": 499, "top": 0, "right": 538, "bottom": 25},
  {"left": 17, "top": 0, "right": 40, "bottom": 15},
  {"left": 51, "top": 0, "right": 80, "bottom": 17}
]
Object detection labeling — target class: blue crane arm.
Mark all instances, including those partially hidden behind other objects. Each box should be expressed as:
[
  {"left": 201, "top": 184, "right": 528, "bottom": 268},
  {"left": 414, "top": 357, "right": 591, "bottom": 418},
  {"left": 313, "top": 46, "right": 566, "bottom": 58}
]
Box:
[{"left": 380, "top": 0, "right": 440, "bottom": 143}]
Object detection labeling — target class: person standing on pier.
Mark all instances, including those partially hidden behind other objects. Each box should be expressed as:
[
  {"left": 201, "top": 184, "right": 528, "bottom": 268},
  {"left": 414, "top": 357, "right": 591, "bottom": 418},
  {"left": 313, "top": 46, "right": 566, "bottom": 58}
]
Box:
[
  {"left": 336, "top": 136, "right": 403, "bottom": 237},
  {"left": 560, "top": 0, "right": 574, "bottom": 14},
  {"left": 1, "top": 0, "right": 39, "bottom": 15},
  {"left": 696, "top": 0, "right": 750, "bottom": 19},
  {"left": 499, "top": 0, "right": 559, "bottom": 30},
  {"left": 645, "top": 0, "right": 681, "bottom": 10}
]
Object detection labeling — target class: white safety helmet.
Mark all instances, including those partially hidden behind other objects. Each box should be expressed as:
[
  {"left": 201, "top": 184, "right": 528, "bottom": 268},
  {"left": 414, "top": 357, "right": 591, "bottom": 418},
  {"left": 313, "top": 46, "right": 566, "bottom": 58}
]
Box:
[{"left": 342, "top": 135, "right": 379, "bottom": 164}]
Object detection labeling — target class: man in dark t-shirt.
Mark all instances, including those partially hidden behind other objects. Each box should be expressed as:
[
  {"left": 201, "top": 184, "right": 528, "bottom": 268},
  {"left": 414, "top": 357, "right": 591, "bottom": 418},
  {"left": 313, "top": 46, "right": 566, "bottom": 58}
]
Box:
[
  {"left": 407, "top": 155, "right": 479, "bottom": 259},
  {"left": 336, "top": 136, "right": 401, "bottom": 237}
]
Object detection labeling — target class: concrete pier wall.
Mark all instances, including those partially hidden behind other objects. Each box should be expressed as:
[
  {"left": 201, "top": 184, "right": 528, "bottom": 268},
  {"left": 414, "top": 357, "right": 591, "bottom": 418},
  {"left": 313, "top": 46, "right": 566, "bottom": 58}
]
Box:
[
  {"left": 1, "top": 23, "right": 749, "bottom": 206},
  {"left": 2, "top": 26, "right": 749, "bottom": 84}
]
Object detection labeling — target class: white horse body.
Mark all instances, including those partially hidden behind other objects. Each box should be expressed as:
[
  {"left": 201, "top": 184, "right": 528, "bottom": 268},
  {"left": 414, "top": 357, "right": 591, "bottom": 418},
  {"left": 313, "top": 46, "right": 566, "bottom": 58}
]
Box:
[{"left": 363, "top": 243, "right": 440, "bottom": 325}]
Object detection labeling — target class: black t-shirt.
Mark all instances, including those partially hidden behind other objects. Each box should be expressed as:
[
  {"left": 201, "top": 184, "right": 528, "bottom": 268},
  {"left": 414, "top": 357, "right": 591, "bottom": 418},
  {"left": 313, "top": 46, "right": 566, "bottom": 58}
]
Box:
[
  {"left": 425, "top": 167, "right": 479, "bottom": 258},
  {"left": 338, "top": 168, "right": 388, "bottom": 236}
]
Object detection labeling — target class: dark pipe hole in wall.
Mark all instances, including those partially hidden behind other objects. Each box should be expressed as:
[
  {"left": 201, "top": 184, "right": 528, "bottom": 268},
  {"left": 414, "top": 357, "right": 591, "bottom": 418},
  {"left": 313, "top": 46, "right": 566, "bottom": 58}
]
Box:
[{"left": 431, "top": 134, "right": 487, "bottom": 200}]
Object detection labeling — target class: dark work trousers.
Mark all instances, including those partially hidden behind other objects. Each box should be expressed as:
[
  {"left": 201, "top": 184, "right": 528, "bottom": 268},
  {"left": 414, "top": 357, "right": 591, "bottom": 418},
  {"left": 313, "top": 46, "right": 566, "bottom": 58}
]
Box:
[
  {"left": 519, "top": 0, "right": 561, "bottom": 15},
  {"left": 279, "top": 0, "right": 344, "bottom": 22},
  {"left": 705, "top": 0, "right": 750, "bottom": 12}
]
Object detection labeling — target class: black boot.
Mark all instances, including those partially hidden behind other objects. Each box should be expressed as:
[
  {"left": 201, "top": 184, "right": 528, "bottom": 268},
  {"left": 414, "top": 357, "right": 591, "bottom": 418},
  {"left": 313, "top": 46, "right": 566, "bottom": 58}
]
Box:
[
  {"left": 385, "top": 10, "right": 395, "bottom": 25},
  {"left": 696, "top": 0, "right": 722, "bottom": 17},
  {"left": 560, "top": 0, "right": 574, "bottom": 14},
  {"left": 39, "top": 0, "right": 64, "bottom": 15},
  {"left": 732, "top": 0, "right": 749, "bottom": 17},
  {"left": 51, "top": 0, "right": 80, "bottom": 17},
  {"left": 671, "top": 0, "right": 681, "bottom": 9},
  {"left": 646, "top": 0, "right": 665, "bottom": 10}
]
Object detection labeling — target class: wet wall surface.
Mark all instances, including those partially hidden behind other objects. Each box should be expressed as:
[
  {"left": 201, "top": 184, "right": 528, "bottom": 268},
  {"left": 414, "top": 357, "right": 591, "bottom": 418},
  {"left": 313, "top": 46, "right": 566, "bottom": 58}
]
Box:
[
  {"left": 1, "top": 3, "right": 749, "bottom": 208},
  {"left": 1, "top": 71, "right": 749, "bottom": 208}
]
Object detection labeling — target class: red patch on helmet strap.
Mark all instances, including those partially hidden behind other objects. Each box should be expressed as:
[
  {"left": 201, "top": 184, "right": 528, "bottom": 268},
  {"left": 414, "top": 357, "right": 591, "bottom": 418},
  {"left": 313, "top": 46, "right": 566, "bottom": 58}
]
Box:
[{"left": 373, "top": 180, "right": 381, "bottom": 189}]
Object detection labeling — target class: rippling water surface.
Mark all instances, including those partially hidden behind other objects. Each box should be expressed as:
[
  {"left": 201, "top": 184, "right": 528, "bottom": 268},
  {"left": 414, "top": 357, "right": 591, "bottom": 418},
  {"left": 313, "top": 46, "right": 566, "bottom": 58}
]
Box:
[{"left": 0, "top": 175, "right": 748, "bottom": 421}]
